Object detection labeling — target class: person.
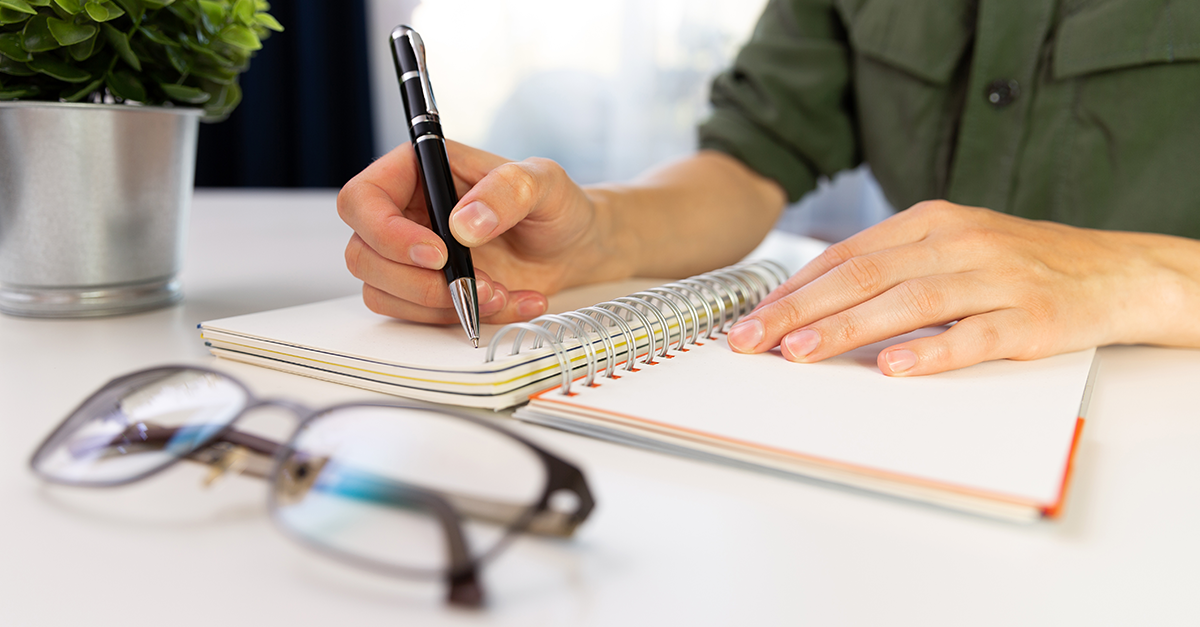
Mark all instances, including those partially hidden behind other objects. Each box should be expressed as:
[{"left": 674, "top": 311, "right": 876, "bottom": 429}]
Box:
[{"left": 337, "top": 0, "right": 1200, "bottom": 376}]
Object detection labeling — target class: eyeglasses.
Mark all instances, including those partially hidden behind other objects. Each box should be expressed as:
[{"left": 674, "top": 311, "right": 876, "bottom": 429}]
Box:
[{"left": 28, "top": 365, "right": 595, "bottom": 608}]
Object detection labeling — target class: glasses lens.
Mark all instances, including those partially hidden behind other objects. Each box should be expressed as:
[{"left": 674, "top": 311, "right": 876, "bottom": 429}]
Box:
[
  {"left": 271, "top": 405, "right": 547, "bottom": 577},
  {"left": 32, "top": 369, "right": 248, "bottom": 485}
]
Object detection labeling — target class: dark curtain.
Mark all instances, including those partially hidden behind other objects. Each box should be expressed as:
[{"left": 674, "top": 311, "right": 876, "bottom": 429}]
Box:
[{"left": 194, "top": 0, "right": 375, "bottom": 188}]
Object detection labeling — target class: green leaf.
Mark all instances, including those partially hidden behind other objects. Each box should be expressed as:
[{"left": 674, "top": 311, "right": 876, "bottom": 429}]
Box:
[
  {"left": 0, "top": 32, "right": 33, "bottom": 61},
  {"left": 253, "top": 12, "right": 280, "bottom": 32},
  {"left": 190, "top": 65, "right": 235, "bottom": 84},
  {"left": 201, "top": 79, "right": 239, "bottom": 118},
  {"left": 28, "top": 53, "right": 92, "bottom": 81},
  {"left": 137, "top": 25, "right": 176, "bottom": 46},
  {"left": 0, "top": 54, "right": 36, "bottom": 75},
  {"left": 232, "top": 0, "right": 251, "bottom": 24},
  {"left": 101, "top": 23, "right": 140, "bottom": 70},
  {"left": 163, "top": 41, "right": 186, "bottom": 73},
  {"left": 159, "top": 81, "right": 209, "bottom": 103},
  {"left": 47, "top": 17, "right": 97, "bottom": 46},
  {"left": 111, "top": 0, "right": 144, "bottom": 24},
  {"left": 0, "top": 0, "right": 37, "bottom": 16},
  {"left": 59, "top": 74, "right": 103, "bottom": 100},
  {"left": 182, "top": 36, "right": 231, "bottom": 67},
  {"left": 22, "top": 15, "right": 61, "bottom": 52},
  {"left": 0, "top": 7, "right": 32, "bottom": 24},
  {"left": 105, "top": 68, "right": 145, "bottom": 101},
  {"left": 51, "top": 0, "right": 81, "bottom": 14},
  {"left": 216, "top": 24, "right": 259, "bottom": 50},
  {"left": 0, "top": 85, "right": 40, "bottom": 98},
  {"left": 26, "top": 0, "right": 51, "bottom": 5},
  {"left": 197, "top": 0, "right": 224, "bottom": 31},
  {"left": 142, "top": 0, "right": 173, "bottom": 7},
  {"left": 85, "top": 0, "right": 125, "bottom": 22},
  {"left": 67, "top": 30, "right": 99, "bottom": 60}
]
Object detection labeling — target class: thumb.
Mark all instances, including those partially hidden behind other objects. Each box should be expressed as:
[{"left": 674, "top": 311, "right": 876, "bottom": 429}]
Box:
[{"left": 449, "top": 156, "right": 571, "bottom": 247}]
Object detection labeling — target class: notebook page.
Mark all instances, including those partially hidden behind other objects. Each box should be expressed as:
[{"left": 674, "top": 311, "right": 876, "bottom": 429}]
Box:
[
  {"left": 526, "top": 332, "right": 1094, "bottom": 505},
  {"left": 201, "top": 278, "right": 668, "bottom": 373}
]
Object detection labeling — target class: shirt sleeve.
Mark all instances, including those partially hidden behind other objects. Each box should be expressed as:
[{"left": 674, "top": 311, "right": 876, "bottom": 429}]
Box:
[{"left": 698, "top": 0, "right": 861, "bottom": 203}]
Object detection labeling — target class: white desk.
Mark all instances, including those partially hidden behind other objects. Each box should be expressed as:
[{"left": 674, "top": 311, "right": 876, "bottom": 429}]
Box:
[{"left": 2, "top": 190, "right": 1199, "bottom": 626}]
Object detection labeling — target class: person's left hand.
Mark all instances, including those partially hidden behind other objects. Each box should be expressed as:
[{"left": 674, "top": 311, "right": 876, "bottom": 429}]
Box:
[{"left": 725, "top": 200, "right": 1200, "bottom": 375}]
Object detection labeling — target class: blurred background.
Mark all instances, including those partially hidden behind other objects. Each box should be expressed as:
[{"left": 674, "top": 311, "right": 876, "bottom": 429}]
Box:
[{"left": 195, "top": 0, "right": 892, "bottom": 242}]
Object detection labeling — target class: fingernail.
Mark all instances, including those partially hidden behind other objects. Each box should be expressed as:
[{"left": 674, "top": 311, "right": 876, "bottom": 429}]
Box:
[
  {"left": 409, "top": 243, "right": 444, "bottom": 269},
  {"left": 885, "top": 348, "right": 918, "bottom": 374},
  {"left": 516, "top": 296, "right": 546, "bottom": 318},
  {"left": 480, "top": 286, "right": 506, "bottom": 316},
  {"left": 475, "top": 281, "right": 493, "bottom": 305},
  {"left": 782, "top": 329, "right": 820, "bottom": 360},
  {"left": 727, "top": 319, "right": 764, "bottom": 353},
  {"left": 453, "top": 201, "right": 499, "bottom": 244}
]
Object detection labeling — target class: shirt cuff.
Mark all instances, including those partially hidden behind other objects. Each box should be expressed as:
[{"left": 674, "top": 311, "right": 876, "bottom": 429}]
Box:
[{"left": 698, "top": 108, "right": 818, "bottom": 204}]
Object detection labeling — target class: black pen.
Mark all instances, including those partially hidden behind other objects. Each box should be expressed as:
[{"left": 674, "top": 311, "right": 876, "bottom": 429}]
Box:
[{"left": 390, "top": 25, "right": 480, "bottom": 347}]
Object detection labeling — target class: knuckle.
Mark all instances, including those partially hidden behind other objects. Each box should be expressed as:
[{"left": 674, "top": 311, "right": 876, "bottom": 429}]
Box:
[
  {"left": 950, "top": 316, "right": 1004, "bottom": 362},
  {"left": 336, "top": 183, "right": 361, "bottom": 223},
  {"left": 344, "top": 237, "right": 364, "bottom": 278},
  {"left": 761, "top": 292, "right": 810, "bottom": 332},
  {"left": 820, "top": 241, "right": 856, "bottom": 269},
  {"left": 909, "top": 199, "right": 948, "bottom": 218},
  {"left": 361, "top": 286, "right": 388, "bottom": 316},
  {"left": 826, "top": 310, "right": 865, "bottom": 345},
  {"left": 496, "top": 162, "right": 540, "bottom": 208},
  {"left": 418, "top": 276, "right": 447, "bottom": 308},
  {"left": 895, "top": 279, "right": 945, "bottom": 320},
  {"left": 526, "top": 156, "right": 567, "bottom": 180},
  {"left": 911, "top": 199, "right": 971, "bottom": 224},
  {"left": 839, "top": 255, "right": 886, "bottom": 296},
  {"left": 972, "top": 318, "right": 1003, "bottom": 355}
]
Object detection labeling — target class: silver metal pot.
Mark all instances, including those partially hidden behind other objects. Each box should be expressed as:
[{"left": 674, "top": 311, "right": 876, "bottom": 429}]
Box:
[{"left": 0, "top": 102, "right": 201, "bottom": 317}]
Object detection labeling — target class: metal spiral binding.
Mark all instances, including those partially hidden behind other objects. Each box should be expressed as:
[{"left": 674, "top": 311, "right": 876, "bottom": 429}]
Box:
[{"left": 484, "top": 260, "right": 789, "bottom": 396}]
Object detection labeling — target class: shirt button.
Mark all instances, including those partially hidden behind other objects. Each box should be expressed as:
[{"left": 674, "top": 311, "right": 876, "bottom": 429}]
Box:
[{"left": 985, "top": 79, "right": 1020, "bottom": 107}]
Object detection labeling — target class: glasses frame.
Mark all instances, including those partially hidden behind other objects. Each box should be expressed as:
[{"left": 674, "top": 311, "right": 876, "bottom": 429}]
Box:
[{"left": 28, "top": 365, "right": 596, "bottom": 608}]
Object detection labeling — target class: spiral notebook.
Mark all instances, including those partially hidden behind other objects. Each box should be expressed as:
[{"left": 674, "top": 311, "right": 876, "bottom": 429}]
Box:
[
  {"left": 200, "top": 235, "right": 1096, "bottom": 521},
  {"left": 200, "top": 260, "right": 789, "bottom": 409}
]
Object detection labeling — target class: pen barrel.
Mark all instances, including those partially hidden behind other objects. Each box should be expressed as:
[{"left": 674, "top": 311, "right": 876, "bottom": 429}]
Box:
[
  {"left": 414, "top": 136, "right": 474, "bottom": 282},
  {"left": 390, "top": 31, "right": 434, "bottom": 121}
]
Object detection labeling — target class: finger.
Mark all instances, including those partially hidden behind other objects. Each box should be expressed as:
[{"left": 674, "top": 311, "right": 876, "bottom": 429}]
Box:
[
  {"left": 449, "top": 157, "right": 574, "bottom": 247},
  {"left": 338, "top": 143, "right": 448, "bottom": 268},
  {"left": 876, "top": 308, "right": 1052, "bottom": 376},
  {"left": 338, "top": 140, "right": 516, "bottom": 268},
  {"left": 730, "top": 241, "right": 968, "bottom": 353},
  {"left": 775, "top": 272, "right": 998, "bottom": 363},
  {"left": 347, "top": 233, "right": 496, "bottom": 311},
  {"left": 445, "top": 139, "right": 512, "bottom": 186},
  {"left": 756, "top": 200, "right": 976, "bottom": 310},
  {"left": 362, "top": 282, "right": 548, "bottom": 326},
  {"left": 362, "top": 283, "right": 461, "bottom": 325}
]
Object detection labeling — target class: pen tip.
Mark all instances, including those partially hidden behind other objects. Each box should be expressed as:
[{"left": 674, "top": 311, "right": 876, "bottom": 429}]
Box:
[{"left": 472, "top": 338, "right": 479, "bottom": 349}]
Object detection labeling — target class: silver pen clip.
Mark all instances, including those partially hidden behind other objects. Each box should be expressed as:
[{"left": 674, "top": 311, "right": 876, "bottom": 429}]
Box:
[{"left": 392, "top": 25, "right": 439, "bottom": 120}]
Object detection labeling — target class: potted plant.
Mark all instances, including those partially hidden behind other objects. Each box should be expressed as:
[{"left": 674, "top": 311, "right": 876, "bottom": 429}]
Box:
[{"left": 0, "top": 0, "right": 281, "bottom": 317}]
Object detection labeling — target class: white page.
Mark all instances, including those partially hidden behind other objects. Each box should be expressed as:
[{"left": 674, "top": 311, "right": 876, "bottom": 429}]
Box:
[
  {"left": 529, "top": 332, "right": 1094, "bottom": 505},
  {"left": 201, "top": 231, "right": 830, "bottom": 372},
  {"left": 200, "top": 279, "right": 672, "bottom": 373}
]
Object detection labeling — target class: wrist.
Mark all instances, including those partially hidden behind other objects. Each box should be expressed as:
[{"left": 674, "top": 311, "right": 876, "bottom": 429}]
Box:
[
  {"left": 1108, "top": 231, "right": 1200, "bottom": 347},
  {"left": 560, "top": 185, "right": 640, "bottom": 288}
]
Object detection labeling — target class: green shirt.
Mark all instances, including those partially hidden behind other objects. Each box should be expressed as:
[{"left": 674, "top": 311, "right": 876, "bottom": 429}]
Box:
[{"left": 699, "top": 0, "right": 1200, "bottom": 238}]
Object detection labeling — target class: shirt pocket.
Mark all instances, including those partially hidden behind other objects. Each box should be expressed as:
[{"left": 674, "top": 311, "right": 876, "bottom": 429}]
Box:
[
  {"left": 839, "top": 0, "right": 975, "bottom": 84},
  {"left": 1055, "top": 0, "right": 1200, "bottom": 78}
]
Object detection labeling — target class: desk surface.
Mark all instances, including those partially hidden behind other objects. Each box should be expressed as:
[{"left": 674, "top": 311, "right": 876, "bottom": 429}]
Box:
[{"left": 2, "top": 190, "right": 1199, "bottom": 626}]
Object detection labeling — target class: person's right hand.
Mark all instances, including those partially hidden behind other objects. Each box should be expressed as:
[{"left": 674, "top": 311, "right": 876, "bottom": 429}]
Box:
[{"left": 337, "top": 140, "right": 622, "bottom": 325}]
